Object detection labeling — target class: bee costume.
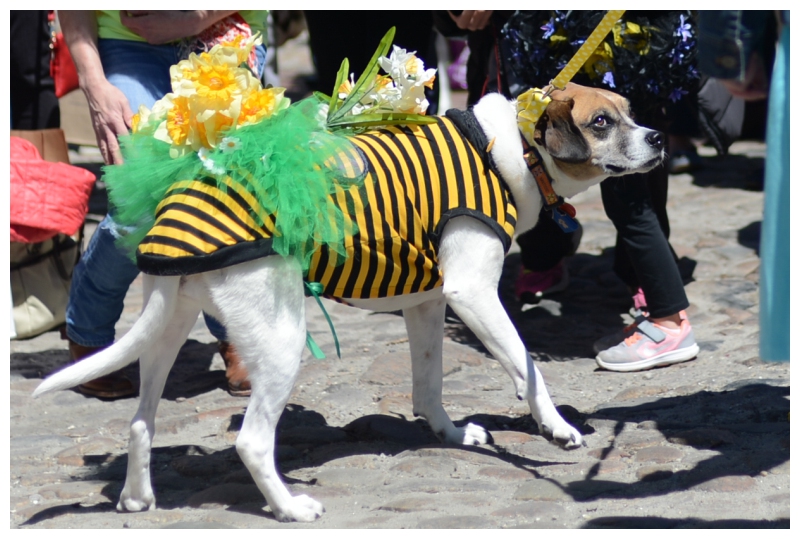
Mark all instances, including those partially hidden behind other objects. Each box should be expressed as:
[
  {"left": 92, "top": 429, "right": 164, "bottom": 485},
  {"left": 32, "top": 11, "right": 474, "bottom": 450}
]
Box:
[{"left": 105, "top": 29, "right": 517, "bottom": 302}]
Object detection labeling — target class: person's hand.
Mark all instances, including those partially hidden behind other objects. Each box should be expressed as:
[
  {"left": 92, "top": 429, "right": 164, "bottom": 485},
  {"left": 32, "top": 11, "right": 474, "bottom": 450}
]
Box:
[
  {"left": 120, "top": 11, "right": 224, "bottom": 44},
  {"left": 448, "top": 10, "right": 493, "bottom": 32},
  {"left": 719, "top": 51, "right": 769, "bottom": 101},
  {"left": 83, "top": 79, "right": 134, "bottom": 165}
]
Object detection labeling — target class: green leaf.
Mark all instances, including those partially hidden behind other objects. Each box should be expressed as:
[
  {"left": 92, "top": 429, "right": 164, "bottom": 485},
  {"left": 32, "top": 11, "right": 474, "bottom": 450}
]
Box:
[
  {"left": 328, "top": 26, "right": 396, "bottom": 124},
  {"left": 328, "top": 57, "right": 349, "bottom": 116}
]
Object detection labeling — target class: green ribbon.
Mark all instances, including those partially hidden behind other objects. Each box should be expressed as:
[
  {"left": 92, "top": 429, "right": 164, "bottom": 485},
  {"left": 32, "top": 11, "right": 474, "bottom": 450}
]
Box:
[{"left": 304, "top": 281, "right": 340, "bottom": 360}]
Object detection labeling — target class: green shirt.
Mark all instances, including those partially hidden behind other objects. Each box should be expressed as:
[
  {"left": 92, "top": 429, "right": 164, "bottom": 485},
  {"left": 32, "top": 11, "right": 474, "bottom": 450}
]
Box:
[{"left": 96, "top": 10, "right": 267, "bottom": 42}]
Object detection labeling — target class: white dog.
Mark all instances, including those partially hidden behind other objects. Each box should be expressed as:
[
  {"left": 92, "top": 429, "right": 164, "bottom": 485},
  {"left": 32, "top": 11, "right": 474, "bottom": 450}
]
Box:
[{"left": 34, "top": 83, "right": 665, "bottom": 522}]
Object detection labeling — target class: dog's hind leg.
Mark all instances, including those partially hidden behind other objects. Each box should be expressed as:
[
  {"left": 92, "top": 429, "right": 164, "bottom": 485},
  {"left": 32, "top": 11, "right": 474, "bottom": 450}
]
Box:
[
  {"left": 207, "top": 258, "right": 323, "bottom": 522},
  {"left": 439, "top": 218, "right": 582, "bottom": 448},
  {"left": 404, "top": 298, "right": 492, "bottom": 445},
  {"left": 118, "top": 285, "right": 200, "bottom": 512}
]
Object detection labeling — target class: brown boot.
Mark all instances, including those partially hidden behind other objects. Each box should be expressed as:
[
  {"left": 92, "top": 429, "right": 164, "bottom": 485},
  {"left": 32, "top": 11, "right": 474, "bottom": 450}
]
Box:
[
  {"left": 218, "top": 341, "right": 251, "bottom": 397},
  {"left": 68, "top": 340, "right": 137, "bottom": 399}
]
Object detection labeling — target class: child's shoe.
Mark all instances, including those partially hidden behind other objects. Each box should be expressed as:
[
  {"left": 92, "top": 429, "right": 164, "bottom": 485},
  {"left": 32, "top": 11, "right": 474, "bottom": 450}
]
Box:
[
  {"left": 596, "top": 316, "right": 698, "bottom": 372},
  {"left": 515, "top": 260, "right": 569, "bottom": 304}
]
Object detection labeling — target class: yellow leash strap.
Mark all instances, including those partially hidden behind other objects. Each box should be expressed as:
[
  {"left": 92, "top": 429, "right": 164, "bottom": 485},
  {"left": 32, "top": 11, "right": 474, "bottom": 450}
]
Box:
[{"left": 518, "top": 10, "right": 626, "bottom": 142}]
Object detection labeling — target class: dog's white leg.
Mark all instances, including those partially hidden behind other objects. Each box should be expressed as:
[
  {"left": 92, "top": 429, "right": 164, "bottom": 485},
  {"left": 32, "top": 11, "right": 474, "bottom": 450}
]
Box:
[
  {"left": 439, "top": 218, "right": 582, "bottom": 448},
  {"left": 404, "top": 298, "right": 491, "bottom": 445},
  {"left": 206, "top": 258, "right": 323, "bottom": 522},
  {"left": 118, "top": 285, "right": 200, "bottom": 512}
]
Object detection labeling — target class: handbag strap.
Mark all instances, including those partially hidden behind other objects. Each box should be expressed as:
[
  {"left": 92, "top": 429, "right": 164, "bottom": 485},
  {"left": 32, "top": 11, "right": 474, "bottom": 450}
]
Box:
[{"left": 10, "top": 232, "right": 82, "bottom": 276}]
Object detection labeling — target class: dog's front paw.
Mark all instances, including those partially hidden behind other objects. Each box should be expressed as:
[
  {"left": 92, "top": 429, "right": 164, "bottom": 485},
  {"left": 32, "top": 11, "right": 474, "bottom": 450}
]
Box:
[
  {"left": 543, "top": 421, "right": 583, "bottom": 449},
  {"left": 441, "top": 422, "right": 493, "bottom": 446},
  {"left": 272, "top": 494, "right": 324, "bottom": 523}
]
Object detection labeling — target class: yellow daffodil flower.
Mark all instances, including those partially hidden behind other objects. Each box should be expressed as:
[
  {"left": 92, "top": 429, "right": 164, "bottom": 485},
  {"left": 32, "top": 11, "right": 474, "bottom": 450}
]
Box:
[
  {"left": 166, "top": 95, "right": 192, "bottom": 146},
  {"left": 239, "top": 87, "right": 286, "bottom": 126}
]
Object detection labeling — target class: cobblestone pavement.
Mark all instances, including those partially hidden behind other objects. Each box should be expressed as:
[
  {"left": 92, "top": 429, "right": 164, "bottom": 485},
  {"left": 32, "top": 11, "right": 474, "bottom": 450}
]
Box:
[{"left": 9, "top": 33, "right": 789, "bottom": 529}]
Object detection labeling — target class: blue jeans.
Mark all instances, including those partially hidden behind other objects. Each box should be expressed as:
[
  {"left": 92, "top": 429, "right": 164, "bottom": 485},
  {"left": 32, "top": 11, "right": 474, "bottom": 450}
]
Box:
[{"left": 66, "top": 38, "right": 266, "bottom": 347}]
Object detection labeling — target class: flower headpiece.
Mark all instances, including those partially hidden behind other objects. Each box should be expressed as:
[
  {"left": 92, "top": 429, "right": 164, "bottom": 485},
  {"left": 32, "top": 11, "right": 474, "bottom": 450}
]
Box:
[
  {"left": 321, "top": 27, "right": 438, "bottom": 131},
  {"left": 130, "top": 33, "right": 290, "bottom": 158}
]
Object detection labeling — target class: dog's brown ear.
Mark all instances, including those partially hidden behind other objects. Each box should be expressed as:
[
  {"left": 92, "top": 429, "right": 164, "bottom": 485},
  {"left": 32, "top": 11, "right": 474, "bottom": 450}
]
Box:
[{"left": 533, "top": 98, "right": 591, "bottom": 163}]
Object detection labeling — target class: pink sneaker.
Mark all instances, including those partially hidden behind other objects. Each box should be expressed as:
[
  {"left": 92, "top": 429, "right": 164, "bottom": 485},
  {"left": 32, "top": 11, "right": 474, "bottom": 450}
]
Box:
[
  {"left": 515, "top": 261, "right": 569, "bottom": 303},
  {"left": 596, "top": 317, "right": 698, "bottom": 372},
  {"left": 594, "top": 310, "right": 689, "bottom": 354}
]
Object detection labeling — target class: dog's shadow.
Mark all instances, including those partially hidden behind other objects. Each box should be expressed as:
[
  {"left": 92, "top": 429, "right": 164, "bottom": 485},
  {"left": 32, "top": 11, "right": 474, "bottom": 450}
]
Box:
[
  {"left": 21, "top": 403, "right": 577, "bottom": 525},
  {"left": 11, "top": 339, "right": 228, "bottom": 401},
  {"left": 20, "top": 379, "right": 788, "bottom": 526},
  {"left": 161, "top": 340, "right": 225, "bottom": 400}
]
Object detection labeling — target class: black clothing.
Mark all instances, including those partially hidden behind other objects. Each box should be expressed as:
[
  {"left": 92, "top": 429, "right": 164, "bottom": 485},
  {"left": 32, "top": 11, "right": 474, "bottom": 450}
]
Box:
[
  {"left": 433, "top": 10, "right": 690, "bottom": 314},
  {"left": 11, "top": 11, "right": 60, "bottom": 129},
  {"left": 304, "top": 11, "right": 439, "bottom": 114}
]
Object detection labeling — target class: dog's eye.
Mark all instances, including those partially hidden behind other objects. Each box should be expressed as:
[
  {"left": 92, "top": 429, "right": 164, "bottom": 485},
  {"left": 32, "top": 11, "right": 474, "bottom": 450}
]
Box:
[{"left": 593, "top": 116, "right": 608, "bottom": 127}]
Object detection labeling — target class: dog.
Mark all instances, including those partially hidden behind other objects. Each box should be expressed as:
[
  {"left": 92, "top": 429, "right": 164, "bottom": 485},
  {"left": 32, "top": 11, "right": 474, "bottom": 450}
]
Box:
[{"left": 34, "top": 82, "right": 665, "bottom": 522}]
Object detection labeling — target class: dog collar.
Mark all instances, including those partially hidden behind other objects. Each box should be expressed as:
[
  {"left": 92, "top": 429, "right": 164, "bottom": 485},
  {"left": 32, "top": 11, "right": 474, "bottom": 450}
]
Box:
[{"left": 521, "top": 137, "right": 580, "bottom": 233}]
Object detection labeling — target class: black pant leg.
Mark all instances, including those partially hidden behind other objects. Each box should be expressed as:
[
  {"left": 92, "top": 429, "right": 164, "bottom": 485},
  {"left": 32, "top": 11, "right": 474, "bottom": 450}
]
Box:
[
  {"left": 600, "top": 172, "right": 688, "bottom": 318},
  {"left": 516, "top": 208, "right": 580, "bottom": 272},
  {"left": 10, "top": 10, "right": 60, "bottom": 129}
]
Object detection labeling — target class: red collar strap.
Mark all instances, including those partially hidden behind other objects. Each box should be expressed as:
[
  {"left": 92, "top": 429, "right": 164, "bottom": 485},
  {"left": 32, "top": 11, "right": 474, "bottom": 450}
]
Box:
[{"left": 521, "top": 135, "right": 579, "bottom": 233}]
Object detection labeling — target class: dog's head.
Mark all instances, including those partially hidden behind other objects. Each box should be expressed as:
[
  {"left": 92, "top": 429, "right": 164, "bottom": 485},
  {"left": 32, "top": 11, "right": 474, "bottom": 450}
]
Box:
[{"left": 531, "top": 83, "right": 664, "bottom": 180}]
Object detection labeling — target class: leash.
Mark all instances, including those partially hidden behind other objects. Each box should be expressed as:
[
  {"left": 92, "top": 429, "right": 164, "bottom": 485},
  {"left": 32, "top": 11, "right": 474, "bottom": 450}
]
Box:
[
  {"left": 517, "top": 10, "right": 626, "bottom": 137},
  {"left": 304, "top": 281, "right": 341, "bottom": 360}
]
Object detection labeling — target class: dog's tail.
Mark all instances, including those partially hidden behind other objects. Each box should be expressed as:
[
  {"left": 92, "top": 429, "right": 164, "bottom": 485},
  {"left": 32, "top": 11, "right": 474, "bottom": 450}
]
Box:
[{"left": 33, "top": 276, "right": 181, "bottom": 398}]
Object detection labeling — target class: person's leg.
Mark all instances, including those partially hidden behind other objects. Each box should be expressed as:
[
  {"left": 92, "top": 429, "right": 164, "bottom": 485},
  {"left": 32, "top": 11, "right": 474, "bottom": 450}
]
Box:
[
  {"left": 65, "top": 40, "right": 183, "bottom": 397},
  {"left": 517, "top": 210, "right": 580, "bottom": 272},
  {"left": 514, "top": 209, "right": 582, "bottom": 301},
  {"left": 67, "top": 40, "right": 177, "bottom": 348},
  {"left": 66, "top": 215, "right": 142, "bottom": 347},
  {"left": 10, "top": 11, "right": 60, "bottom": 129},
  {"left": 602, "top": 171, "right": 686, "bottom": 320},
  {"left": 595, "top": 173, "right": 697, "bottom": 371}
]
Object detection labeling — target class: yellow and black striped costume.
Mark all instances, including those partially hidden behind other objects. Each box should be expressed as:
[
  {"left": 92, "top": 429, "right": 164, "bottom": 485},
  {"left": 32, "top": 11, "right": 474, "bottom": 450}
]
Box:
[{"left": 137, "top": 112, "right": 518, "bottom": 300}]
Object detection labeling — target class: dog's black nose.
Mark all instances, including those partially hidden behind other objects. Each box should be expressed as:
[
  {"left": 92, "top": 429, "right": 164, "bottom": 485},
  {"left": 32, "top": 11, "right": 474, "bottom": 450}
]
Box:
[{"left": 645, "top": 130, "right": 664, "bottom": 150}]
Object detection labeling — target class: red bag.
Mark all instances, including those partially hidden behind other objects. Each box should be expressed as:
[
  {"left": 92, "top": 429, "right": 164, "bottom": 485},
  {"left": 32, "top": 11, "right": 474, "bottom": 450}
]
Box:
[
  {"left": 10, "top": 133, "right": 96, "bottom": 243},
  {"left": 49, "top": 12, "right": 79, "bottom": 98}
]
